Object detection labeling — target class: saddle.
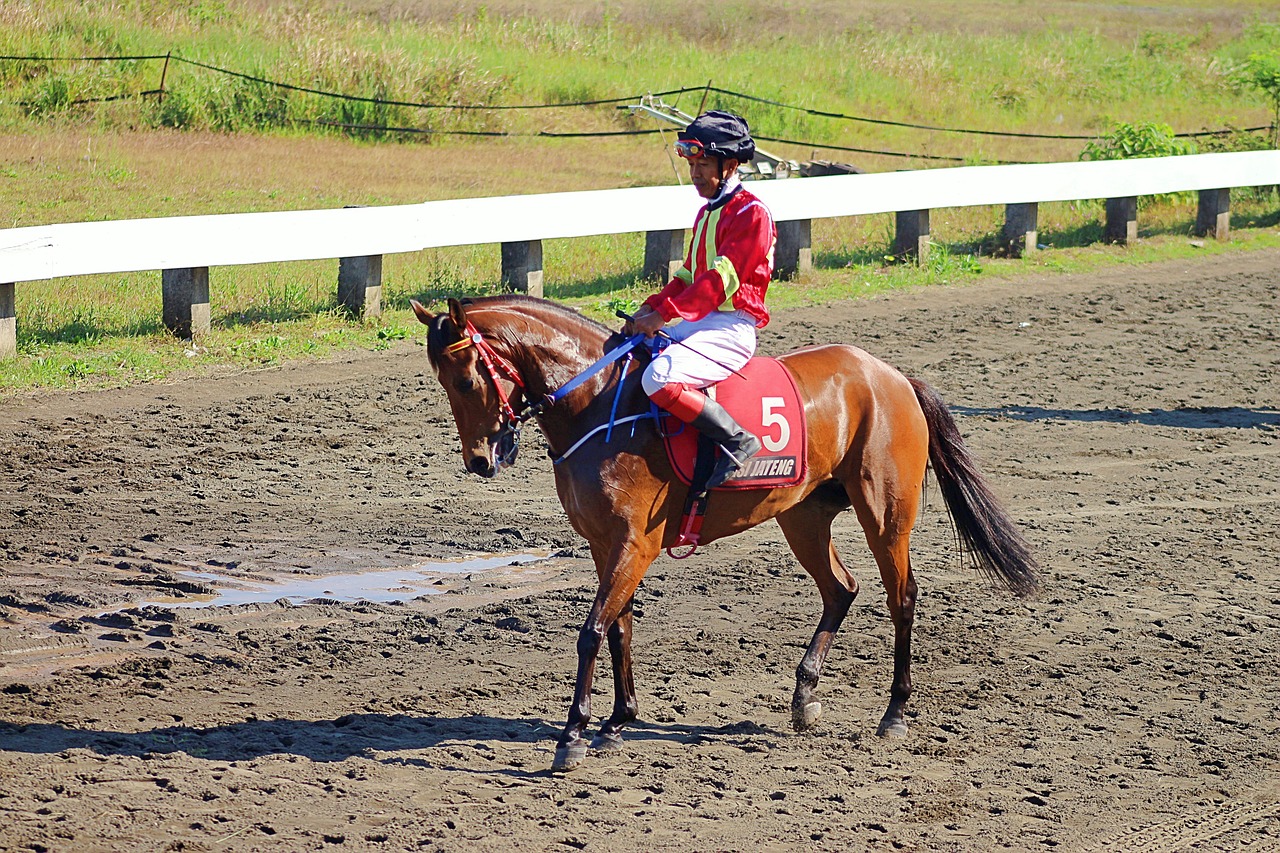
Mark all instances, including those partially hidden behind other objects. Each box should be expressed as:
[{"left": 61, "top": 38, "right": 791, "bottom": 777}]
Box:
[{"left": 658, "top": 357, "right": 808, "bottom": 556}]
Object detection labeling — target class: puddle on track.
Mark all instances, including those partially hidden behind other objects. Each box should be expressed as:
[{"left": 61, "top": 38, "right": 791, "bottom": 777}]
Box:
[{"left": 138, "top": 553, "right": 550, "bottom": 609}]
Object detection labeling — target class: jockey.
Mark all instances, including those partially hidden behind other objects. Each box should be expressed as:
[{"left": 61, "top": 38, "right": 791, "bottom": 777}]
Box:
[{"left": 627, "top": 110, "right": 777, "bottom": 490}]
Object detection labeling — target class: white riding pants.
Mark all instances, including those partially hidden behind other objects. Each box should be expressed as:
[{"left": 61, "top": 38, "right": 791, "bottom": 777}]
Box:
[{"left": 641, "top": 310, "right": 758, "bottom": 396}]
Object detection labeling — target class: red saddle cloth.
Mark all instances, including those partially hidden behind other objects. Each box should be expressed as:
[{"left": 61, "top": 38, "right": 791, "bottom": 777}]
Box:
[{"left": 660, "top": 357, "right": 807, "bottom": 491}]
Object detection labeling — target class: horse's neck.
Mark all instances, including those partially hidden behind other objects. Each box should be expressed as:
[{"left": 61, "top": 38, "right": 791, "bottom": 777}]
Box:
[
  {"left": 516, "top": 325, "right": 604, "bottom": 395},
  {"left": 480, "top": 306, "right": 606, "bottom": 398},
  {"left": 489, "top": 307, "right": 645, "bottom": 444}
]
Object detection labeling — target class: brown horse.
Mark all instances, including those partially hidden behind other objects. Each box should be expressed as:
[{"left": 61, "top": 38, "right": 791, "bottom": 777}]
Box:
[{"left": 411, "top": 294, "right": 1038, "bottom": 773}]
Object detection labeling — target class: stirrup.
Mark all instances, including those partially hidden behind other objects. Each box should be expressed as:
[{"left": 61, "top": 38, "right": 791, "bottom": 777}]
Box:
[{"left": 667, "top": 491, "right": 708, "bottom": 559}]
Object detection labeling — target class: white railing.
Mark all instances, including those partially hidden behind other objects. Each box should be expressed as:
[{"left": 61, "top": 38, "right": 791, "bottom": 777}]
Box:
[{"left": 1, "top": 151, "right": 1277, "bottom": 357}]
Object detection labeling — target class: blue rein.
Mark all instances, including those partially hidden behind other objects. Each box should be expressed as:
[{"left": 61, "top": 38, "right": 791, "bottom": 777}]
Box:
[{"left": 543, "top": 333, "right": 646, "bottom": 407}]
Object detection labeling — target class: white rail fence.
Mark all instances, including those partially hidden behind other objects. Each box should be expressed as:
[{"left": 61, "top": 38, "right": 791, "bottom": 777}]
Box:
[{"left": 1, "top": 151, "right": 1277, "bottom": 359}]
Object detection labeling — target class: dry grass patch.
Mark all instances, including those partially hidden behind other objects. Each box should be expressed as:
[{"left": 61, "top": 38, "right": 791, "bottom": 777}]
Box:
[{"left": 330, "top": 0, "right": 1279, "bottom": 42}]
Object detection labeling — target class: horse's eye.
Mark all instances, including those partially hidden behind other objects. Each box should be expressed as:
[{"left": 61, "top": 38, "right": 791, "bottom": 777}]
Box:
[{"left": 454, "top": 377, "right": 476, "bottom": 393}]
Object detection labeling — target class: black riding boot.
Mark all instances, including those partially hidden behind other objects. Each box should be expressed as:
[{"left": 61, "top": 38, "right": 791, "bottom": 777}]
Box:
[{"left": 691, "top": 397, "right": 763, "bottom": 490}]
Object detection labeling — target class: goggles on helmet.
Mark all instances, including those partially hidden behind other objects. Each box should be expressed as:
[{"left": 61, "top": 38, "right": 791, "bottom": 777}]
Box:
[{"left": 674, "top": 138, "right": 709, "bottom": 159}]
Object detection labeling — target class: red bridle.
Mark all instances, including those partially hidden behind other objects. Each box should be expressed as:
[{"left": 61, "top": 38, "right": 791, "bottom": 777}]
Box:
[{"left": 441, "top": 320, "right": 527, "bottom": 425}]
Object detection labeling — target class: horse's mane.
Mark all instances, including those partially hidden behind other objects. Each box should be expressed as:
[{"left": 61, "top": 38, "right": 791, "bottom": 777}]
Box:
[
  {"left": 425, "top": 294, "right": 612, "bottom": 366},
  {"left": 474, "top": 294, "right": 612, "bottom": 336}
]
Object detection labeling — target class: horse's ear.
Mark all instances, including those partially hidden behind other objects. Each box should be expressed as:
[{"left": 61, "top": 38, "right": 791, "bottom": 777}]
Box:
[
  {"left": 447, "top": 297, "right": 468, "bottom": 332},
  {"left": 409, "top": 299, "right": 434, "bottom": 326}
]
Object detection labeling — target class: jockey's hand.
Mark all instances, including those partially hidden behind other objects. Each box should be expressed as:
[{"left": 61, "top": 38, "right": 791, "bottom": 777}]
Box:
[{"left": 630, "top": 307, "right": 666, "bottom": 338}]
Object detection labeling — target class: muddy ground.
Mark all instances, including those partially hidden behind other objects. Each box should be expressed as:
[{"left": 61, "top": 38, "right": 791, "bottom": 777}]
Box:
[{"left": 1, "top": 249, "right": 1277, "bottom": 852}]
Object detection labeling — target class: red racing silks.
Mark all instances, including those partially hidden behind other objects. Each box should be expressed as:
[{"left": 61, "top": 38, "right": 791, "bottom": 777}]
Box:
[{"left": 644, "top": 187, "right": 776, "bottom": 328}]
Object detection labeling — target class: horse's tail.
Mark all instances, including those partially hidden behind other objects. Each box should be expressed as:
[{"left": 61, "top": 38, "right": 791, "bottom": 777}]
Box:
[{"left": 909, "top": 377, "right": 1040, "bottom": 598}]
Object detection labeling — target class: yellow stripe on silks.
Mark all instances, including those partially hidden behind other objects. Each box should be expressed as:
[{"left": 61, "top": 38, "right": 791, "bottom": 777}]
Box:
[
  {"left": 690, "top": 208, "right": 714, "bottom": 275},
  {"left": 672, "top": 207, "right": 709, "bottom": 286},
  {"left": 713, "top": 254, "right": 741, "bottom": 311},
  {"left": 696, "top": 205, "right": 741, "bottom": 312},
  {"left": 702, "top": 206, "right": 722, "bottom": 263}
]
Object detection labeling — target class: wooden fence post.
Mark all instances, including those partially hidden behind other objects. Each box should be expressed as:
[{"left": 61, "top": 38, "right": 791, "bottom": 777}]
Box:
[
  {"left": 1104, "top": 196, "right": 1138, "bottom": 244},
  {"left": 1001, "top": 202, "right": 1039, "bottom": 257},
  {"left": 775, "top": 219, "right": 813, "bottom": 279},
  {"left": 642, "top": 229, "right": 685, "bottom": 282},
  {"left": 338, "top": 254, "right": 383, "bottom": 317},
  {"left": 161, "top": 267, "right": 211, "bottom": 340},
  {"left": 0, "top": 283, "right": 15, "bottom": 360},
  {"left": 501, "top": 240, "right": 543, "bottom": 297},
  {"left": 893, "top": 209, "right": 931, "bottom": 264},
  {"left": 1194, "top": 188, "right": 1230, "bottom": 241}
]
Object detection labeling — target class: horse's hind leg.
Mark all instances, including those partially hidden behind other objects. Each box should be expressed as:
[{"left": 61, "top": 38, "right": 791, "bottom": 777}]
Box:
[
  {"left": 775, "top": 493, "right": 860, "bottom": 732},
  {"left": 868, "top": 538, "right": 918, "bottom": 738},
  {"left": 851, "top": 466, "right": 922, "bottom": 738}
]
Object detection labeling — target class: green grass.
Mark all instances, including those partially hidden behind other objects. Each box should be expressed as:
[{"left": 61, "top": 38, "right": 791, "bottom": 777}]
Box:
[
  {"left": 2, "top": 1, "right": 1280, "bottom": 393},
  {"left": 2, "top": 1, "right": 1278, "bottom": 164}
]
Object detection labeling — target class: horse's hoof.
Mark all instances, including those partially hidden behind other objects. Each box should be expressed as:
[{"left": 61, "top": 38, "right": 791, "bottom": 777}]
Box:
[
  {"left": 792, "top": 701, "right": 822, "bottom": 731},
  {"left": 876, "top": 719, "right": 909, "bottom": 739},
  {"left": 590, "top": 731, "right": 624, "bottom": 752},
  {"left": 551, "top": 742, "right": 588, "bottom": 773}
]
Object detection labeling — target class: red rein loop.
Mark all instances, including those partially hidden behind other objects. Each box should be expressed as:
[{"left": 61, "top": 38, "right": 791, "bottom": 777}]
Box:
[{"left": 667, "top": 540, "right": 699, "bottom": 560}]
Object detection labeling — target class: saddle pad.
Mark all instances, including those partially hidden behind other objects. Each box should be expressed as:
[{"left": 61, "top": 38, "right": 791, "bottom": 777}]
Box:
[{"left": 661, "top": 357, "right": 807, "bottom": 491}]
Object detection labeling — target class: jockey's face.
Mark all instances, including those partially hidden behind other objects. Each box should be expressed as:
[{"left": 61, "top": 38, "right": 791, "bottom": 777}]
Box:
[{"left": 687, "top": 154, "right": 739, "bottom": 199}]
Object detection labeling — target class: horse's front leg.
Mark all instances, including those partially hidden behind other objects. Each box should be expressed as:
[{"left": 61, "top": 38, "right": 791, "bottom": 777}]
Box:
[
  {"left": 554, "top": 547, "right": 653, "bottom": 773},
  {"left": 591, "top": 597, "right": 636, "bottom": 751}
]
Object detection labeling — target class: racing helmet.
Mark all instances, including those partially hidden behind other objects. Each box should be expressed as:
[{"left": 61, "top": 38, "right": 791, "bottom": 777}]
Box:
[{"left": 675, "top": 110, "right": 756, "bottom": 163}]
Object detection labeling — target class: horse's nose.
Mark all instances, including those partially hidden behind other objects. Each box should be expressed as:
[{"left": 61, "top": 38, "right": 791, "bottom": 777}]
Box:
[{"left": 468, "top": 456, "right": 494, "bottom": 477}]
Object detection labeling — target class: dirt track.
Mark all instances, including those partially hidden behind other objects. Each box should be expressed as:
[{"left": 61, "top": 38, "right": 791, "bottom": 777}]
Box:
[{"left": 1, "top": 250, "right": 1278, "bottom": 851}]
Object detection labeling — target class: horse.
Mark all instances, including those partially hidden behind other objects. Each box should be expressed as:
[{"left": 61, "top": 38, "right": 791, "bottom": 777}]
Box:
[{"left": 410, "top": 294, "right": 1039, "bottom": 773}]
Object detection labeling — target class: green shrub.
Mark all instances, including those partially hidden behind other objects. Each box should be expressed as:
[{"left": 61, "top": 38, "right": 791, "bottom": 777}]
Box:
[
  {"left": 1080, "top": 122, "right": 1199, "bottom": 208},
  {"left": 1080, "top": 121, "right": 1197, "bottom": 161},
  {"left": 1197, "top": 125, "right": 1272, "bottom": 153}
]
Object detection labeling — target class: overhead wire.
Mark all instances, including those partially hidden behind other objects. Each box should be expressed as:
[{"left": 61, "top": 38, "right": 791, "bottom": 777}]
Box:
[
  {"left": 1, "top": 53, "right": 1273, "bottom": 160},
  {"left": 700, "top": 84, "right": 1274, "bottom": 140}
]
